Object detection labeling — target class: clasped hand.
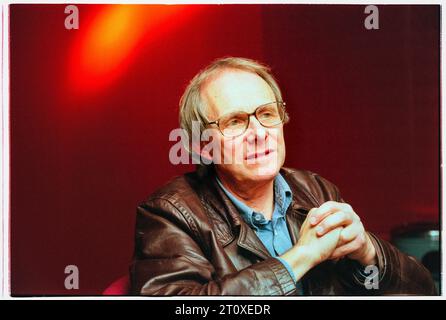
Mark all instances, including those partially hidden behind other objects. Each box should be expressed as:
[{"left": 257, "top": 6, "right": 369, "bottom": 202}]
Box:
[{"left": 299, "top": 201, "right": 377, "bottom": 267}]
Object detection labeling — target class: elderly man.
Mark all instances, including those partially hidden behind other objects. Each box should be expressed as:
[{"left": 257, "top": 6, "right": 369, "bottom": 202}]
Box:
[{"left": 130, "top": 57, "right": 436, "bottom": 295}]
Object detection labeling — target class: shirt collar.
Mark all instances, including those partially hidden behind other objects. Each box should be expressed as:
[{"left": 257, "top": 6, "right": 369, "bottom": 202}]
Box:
[
  {"left": 274, "top": 172, "right": 293, "bottom": 218},
  {"left": 216, "top": 173, "right": 293, "bottom": 229}
]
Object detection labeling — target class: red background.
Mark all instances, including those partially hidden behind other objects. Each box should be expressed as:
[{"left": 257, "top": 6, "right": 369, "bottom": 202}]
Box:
[{"left": 9, "top": 4, "right": 440, "bottom": 295}]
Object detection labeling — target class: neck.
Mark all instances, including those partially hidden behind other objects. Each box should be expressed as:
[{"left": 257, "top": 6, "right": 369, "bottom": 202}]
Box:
[{"left": 216, "top": 169, "right": 275, "bottom": 220}]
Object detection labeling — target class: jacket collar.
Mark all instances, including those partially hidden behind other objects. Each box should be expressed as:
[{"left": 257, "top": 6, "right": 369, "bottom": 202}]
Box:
[{"left": 196, "top": 165, "right": 319, "bottom": 261}]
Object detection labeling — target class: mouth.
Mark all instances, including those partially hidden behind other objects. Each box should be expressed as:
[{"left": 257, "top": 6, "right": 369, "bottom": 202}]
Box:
[{"left": 245, "top": 149, "right": 275, "bottom": 161}]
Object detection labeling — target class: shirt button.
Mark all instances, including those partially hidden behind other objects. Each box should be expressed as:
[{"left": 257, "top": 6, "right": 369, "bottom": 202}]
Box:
[{"left": 254, "top": 214, "right": 262, "bottom": 221}]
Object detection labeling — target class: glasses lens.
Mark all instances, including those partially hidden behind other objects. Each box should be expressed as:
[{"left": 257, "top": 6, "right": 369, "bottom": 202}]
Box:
[
  {"left": 256, "top": 102, "right": 284, "bottom": 127},
  {"left": 220, "top": 112, "right": 249, "bottom": 137}
]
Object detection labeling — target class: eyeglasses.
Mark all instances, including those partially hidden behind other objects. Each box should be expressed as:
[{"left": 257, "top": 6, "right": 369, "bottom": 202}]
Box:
[{"left": 207, "top": 101, "right": 287, "bottom": 137}]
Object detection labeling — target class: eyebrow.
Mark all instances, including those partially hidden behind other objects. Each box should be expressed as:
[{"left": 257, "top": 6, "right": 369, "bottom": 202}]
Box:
[{"left": 218, "top": 101, "right": 277, "bottom": 118}]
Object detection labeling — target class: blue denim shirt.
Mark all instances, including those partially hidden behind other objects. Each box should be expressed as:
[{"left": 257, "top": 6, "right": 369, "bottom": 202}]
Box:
[{"left": 216, "top": 173, "right": 303, "bottom": 294}]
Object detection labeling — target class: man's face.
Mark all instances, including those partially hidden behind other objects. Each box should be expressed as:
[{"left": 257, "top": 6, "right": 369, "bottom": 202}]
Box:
[{"left": 201, "top": 69, "right": 286, "bottom": 184}]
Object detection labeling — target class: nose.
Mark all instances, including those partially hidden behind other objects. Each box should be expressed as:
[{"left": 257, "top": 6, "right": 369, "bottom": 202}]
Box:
[{"left": 245, "top": 114, "right": 268, "bottom": 144}]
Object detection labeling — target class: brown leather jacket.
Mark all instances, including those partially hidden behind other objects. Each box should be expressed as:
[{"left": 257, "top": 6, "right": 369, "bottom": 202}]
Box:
[{"left": 130, "top": 166, "right": 437, "bottom": 295}]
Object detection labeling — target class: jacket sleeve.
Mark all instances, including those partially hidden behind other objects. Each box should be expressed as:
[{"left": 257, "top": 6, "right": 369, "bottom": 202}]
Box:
[
  {"left": 370, "top": 232, "right": 437, "bottom": 295},
  {"left": 314, "top": 172, "right": 437, "bottom": 295},
  {"left": 336, "top": 232, "right": 437, "bottom": 295},
  {"left": 129, "top": 198, "right": 297, "bottom": 296}
]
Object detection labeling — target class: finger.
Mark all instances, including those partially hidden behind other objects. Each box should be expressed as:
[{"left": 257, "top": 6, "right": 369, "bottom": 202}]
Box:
[
  {"left": 330, "top": 234, "right": 366, "bottom": 259},
  {"left": 304, "top": 208, "right": 319, "bottom": 228},
  {"left": 338, "top": 222, "right": 365, "bottom": 245},
  {"left": 316, "top": 211, "right": 354, "bottom": 236},
  {"left": 309, "top": 203, "right": 338, "bottom": 226},
  {"left": 310, "top": 201, "right": 353, "bottom": 226}
]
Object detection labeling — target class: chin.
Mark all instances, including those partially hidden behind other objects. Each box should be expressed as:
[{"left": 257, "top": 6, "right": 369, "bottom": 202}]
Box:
[
  {"left": 246, "top": 152, "right": 283, "bottom": 179},
  {"left": 243, "top": 162, "right": 281, "bottom": 180},
  {"left": 219, "top": 151, "right": 284, "bottom": 183}
]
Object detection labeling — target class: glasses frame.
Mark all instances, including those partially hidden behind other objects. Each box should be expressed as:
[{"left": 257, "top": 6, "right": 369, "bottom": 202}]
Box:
[{"left": 207, "top": 101, "right": 287, "bottom": 138}]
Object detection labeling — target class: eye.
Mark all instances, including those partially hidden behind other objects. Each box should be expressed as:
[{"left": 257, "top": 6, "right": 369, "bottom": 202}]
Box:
[
  {"left": 227, "top": 118, "right": 243, "bottom": 126},
  {"left": 259, "top": 109, "right": 277, "bottom": 118},
  {"left": 260, "top": 111, "right": 273, "bottom": 118}
]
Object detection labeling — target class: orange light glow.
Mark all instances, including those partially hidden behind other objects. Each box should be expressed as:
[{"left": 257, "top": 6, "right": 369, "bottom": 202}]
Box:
[{"left": 68, "top": 5, "right": 193, "bottom": 96}]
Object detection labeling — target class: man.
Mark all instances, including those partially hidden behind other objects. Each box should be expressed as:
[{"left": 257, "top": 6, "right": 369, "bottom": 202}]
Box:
[{"left": 130, "top": 57, "right": 436, "bottom": 295}]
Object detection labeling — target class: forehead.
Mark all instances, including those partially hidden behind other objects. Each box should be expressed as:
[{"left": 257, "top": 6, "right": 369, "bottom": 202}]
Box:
[{"left": 201, "top": 69, "right": 276, "bottom": 118}]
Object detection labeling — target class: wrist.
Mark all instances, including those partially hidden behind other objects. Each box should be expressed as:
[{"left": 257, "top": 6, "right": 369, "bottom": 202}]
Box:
[
  {"left": 280, "top": 245, "right": 314, "bottom": 281},
  {"left": 354, "top": 234, "right": 377, "bottom": 266}
]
